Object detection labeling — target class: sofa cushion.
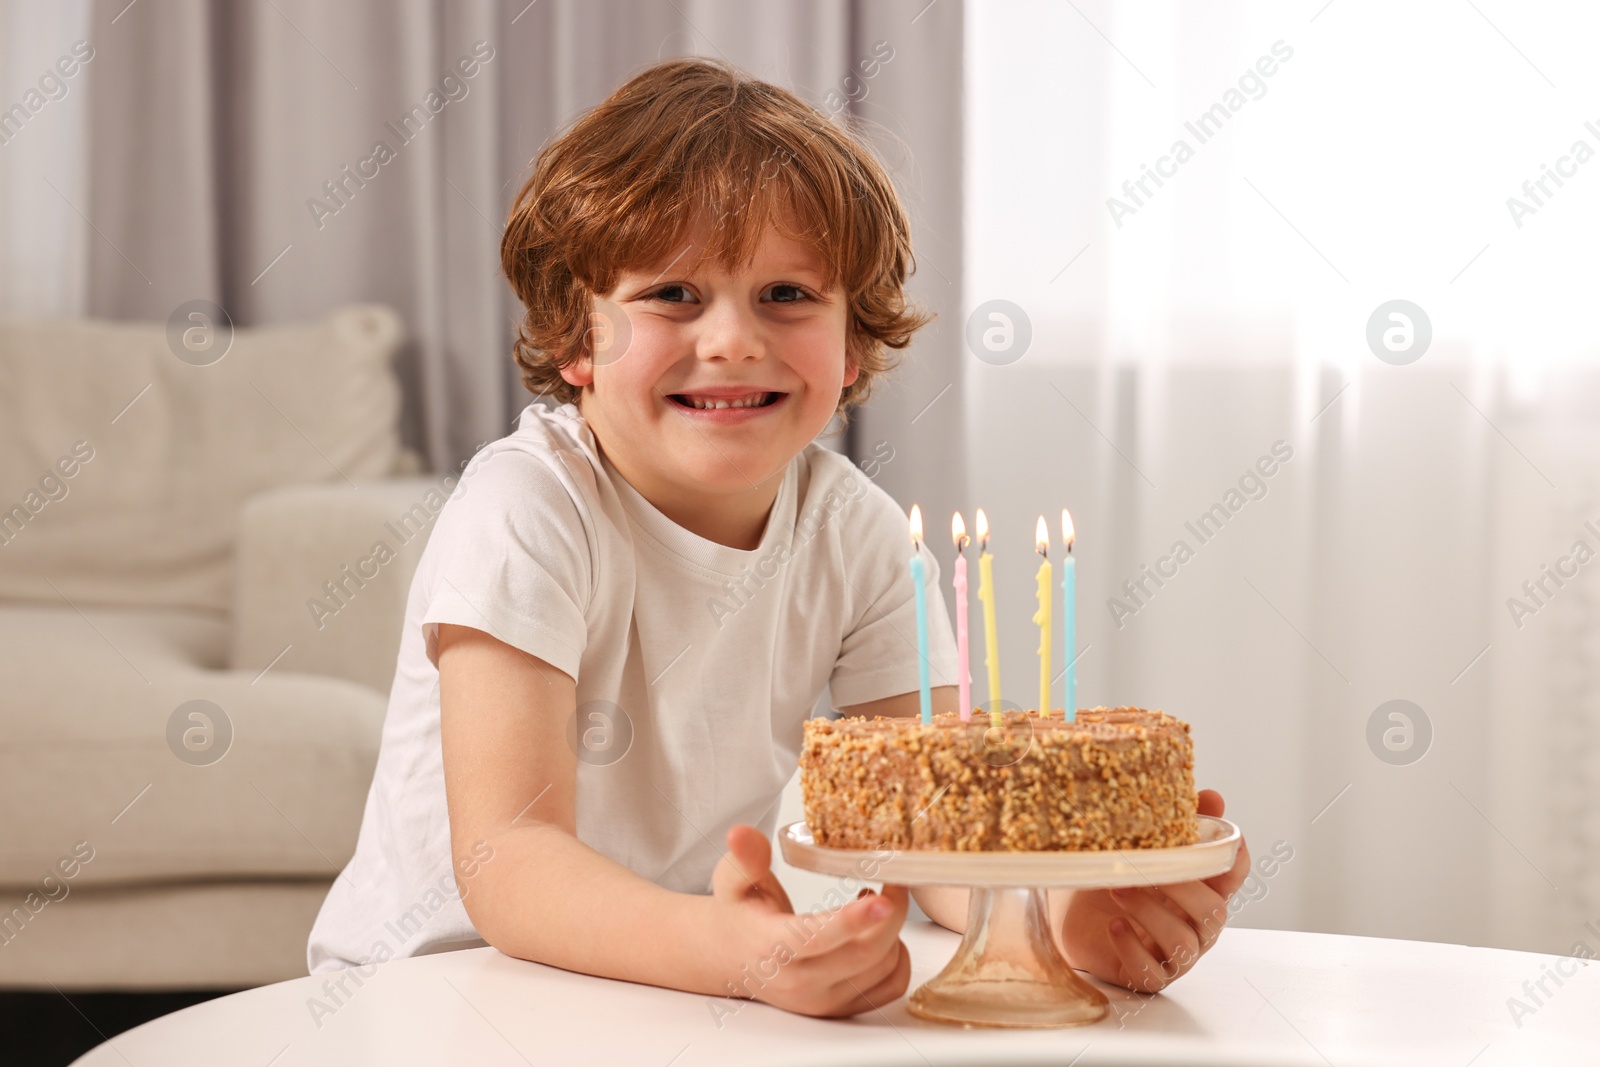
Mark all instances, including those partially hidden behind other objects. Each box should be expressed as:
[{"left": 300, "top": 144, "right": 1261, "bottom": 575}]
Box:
[
  {"left": 0, "top": 604, "right": 384, "bottom": 885},
  {"left": 0, "top": 880, "right": 332, "bottom": 990},
  {"left": 0, "top": 304, "right": 406, "bottom": 615},
  {"left": 231, "top": 478, "right": 446, "bottom": 696}
]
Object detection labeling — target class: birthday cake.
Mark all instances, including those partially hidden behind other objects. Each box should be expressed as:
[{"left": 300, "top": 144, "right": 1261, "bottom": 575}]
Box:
[{"left": 799, "top": 707, "right": 1198, "bottom": 852}]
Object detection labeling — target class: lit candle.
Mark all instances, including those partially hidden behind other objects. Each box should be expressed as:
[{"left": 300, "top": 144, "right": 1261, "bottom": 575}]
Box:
[
  {"left": 909, "top": 504, "right": 932, "bottom": 725},
  {"left": 1033, "top": 516, "right": 1051, "bottom": 719},
  {"left": 975, "top": 509, "right": 1003, "bottom": 728},
  {"left": 952, "top": 512, "right": 972, "bottom": 722},
  {"left": 1062, "top": 509, "right": 1077, "bottom": 724}
]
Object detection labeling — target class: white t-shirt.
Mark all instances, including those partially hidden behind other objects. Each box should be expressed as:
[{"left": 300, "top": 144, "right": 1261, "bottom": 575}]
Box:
[{"left": 307, "top": 402, "right": 958, "bottom": 972}]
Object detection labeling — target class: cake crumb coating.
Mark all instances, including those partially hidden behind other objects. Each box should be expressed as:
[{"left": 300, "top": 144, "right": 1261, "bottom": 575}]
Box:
[{"left": 799, "top": 707, "right": 1199, "bottom": 852}]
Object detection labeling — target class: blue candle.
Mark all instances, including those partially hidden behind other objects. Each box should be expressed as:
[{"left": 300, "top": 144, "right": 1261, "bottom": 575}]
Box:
[
  {"left": 1061, "top": 509, "right": 1076, "bottom": 723},
  {"left": 909, "top": 504, "right": 932, "bottom": 724}
]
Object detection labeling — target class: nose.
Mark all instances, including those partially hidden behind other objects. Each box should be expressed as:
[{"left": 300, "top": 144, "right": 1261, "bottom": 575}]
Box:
[{"left": 695, "top": 296, "right": 766, "bottom": 364}]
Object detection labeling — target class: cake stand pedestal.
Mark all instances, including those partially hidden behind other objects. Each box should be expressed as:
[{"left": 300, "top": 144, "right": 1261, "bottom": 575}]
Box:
[{"left": 779, "top": 815, "right": 1241, "bottom": 1029}]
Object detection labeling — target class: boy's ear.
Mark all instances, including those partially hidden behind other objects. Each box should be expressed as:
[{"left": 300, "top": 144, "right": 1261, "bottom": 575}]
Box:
[
  {"left": 842, "top": 340, "right": 861, "bottom": 388},
  {"left": 559, "top": 354, "right": 595, "bottom": 388}
]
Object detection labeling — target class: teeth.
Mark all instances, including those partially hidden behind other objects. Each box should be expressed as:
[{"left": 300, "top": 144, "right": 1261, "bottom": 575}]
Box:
[{"left": 681, "top": 392, "right": 771, "bottom": 410}]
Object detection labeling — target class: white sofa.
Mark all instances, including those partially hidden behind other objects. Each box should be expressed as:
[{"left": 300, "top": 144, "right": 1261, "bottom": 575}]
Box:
[{"left": 0, "top": 305, "right": 447, "bottom": 990}]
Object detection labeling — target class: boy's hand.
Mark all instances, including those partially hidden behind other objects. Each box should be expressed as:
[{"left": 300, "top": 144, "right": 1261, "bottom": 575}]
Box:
[
  {"left": 709, "top": 824, "right": 911, "bottom": 1017},
  {"left": 1061, "top": 789, "right": 1251, "bottom": 993}
]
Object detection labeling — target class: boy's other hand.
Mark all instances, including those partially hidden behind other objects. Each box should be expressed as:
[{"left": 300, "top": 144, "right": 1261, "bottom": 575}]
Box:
[
  {"left": 709, "top": 824, "right": 911, "bottom": 1017},
  {"left": 1060, "top": 789, "right": 1251, "bottom": 994}
]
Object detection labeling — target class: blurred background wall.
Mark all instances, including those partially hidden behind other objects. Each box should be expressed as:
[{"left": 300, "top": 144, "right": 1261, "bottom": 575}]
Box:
[{"left": 2, "top": 0, "right": 1596, "bottom": 961}]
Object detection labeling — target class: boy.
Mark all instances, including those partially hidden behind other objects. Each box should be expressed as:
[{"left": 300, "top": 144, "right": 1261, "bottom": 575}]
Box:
[{"left": 308, "top": 57, "right": 1249, "bottom": 1017}]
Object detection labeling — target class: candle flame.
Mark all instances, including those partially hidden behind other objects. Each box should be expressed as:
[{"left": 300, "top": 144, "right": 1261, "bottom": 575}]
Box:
[
  {"left": 909, "top": 503, "right": 923, "bottom": 544},
  {"left": 951, "top": 511, "right": 969, "bottom": 550},
  {"left": 1061, "top": 508, "right": 1075, "bottom": 552},
  {"left": 1035, "top": 515, "right": 1048, "bottom": 557},
  {"left": 975, "top": 507, "right": 989, "bottom": 548}
]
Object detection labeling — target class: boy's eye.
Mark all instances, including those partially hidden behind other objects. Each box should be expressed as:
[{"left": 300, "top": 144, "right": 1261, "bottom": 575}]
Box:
[
  {"left": 642, "top": 283, "right": 814, "bottom": 304},
  {"left": 766, "top": 284, "right": 811, "bottom": 304}
]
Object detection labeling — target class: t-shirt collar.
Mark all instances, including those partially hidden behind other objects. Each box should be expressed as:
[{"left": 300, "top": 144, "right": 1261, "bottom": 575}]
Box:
[{"left": 578, "top": 412, "right": 800, "bottom": 576}]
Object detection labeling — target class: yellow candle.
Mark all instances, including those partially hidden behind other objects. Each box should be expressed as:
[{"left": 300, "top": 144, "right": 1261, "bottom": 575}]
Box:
[
  {"left": 1032, "top": 515, "right": 1051, "bottom": 719},
  {"left": 975, "top": 508, "right": 1003, "bottom": 728}
]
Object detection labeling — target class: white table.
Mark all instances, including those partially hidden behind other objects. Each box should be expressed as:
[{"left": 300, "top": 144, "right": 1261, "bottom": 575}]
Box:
[{"left": 75, "top": 924, "right": 1597, "bottom": 1066}]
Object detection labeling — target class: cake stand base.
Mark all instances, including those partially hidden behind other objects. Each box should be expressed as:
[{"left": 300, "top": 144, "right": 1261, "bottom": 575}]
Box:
[
  {"left": 906, "top": 885, "right": 1106, "bottom": 1028},
  {"left": 778, "top": 817, "right": 1241, "bottom": 1029}
]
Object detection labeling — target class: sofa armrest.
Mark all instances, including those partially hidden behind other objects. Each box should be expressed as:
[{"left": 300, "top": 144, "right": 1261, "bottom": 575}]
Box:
[{"left": 231, "top": 477, "right": 450, "bottom": 695}]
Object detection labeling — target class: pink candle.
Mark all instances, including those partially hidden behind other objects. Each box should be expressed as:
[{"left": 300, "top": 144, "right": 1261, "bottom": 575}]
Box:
[{"left": 952, "top": 512, "right": 972, "bottom": 722}]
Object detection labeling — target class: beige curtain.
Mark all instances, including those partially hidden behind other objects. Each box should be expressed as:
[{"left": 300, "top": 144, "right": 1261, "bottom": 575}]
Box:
[
  {"left": 80, "top": 0, "right": 966, "bottom": 528},
  {"left": 964, "top": 0, "right": 1600, "bottom": 955},
  {"left": 0, "top": 0, "right": 93, "bottom": 317}
]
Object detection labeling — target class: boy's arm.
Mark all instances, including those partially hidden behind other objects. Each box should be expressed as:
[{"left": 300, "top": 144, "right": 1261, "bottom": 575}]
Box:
[
  {"left": 437, "top": 622, "right": 726, "bottom": 994},
  {"left": 439, "top": 622, "right": 912, "bottom": 1015}
]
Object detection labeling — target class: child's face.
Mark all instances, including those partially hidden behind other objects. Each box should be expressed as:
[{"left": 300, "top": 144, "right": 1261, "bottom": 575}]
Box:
[{"left": 563, "top": 220, "right": 857, "bottom": 506}]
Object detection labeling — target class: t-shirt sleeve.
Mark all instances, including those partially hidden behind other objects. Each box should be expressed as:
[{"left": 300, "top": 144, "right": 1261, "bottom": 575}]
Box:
[
  {"left": 420, "top": 445, "right": 592, "bottom": 682},
  {"left": 828, "top": 480, "right": 959, "bottom": 709}
]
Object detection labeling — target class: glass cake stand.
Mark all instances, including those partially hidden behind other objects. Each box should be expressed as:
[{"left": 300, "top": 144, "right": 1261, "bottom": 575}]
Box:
[{"left": 778, "top": 815, "right": 1242, "bottom": 1029}]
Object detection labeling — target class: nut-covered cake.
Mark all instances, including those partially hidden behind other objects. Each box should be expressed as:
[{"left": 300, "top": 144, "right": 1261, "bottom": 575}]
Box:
[{"left": 800, "top": 707, "right": 1198, "bottom": 852}]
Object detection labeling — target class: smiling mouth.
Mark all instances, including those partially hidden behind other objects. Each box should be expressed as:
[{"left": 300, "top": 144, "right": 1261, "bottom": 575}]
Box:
[{"left": 667, "top": 392, "right": 786, "bottom": 410}]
